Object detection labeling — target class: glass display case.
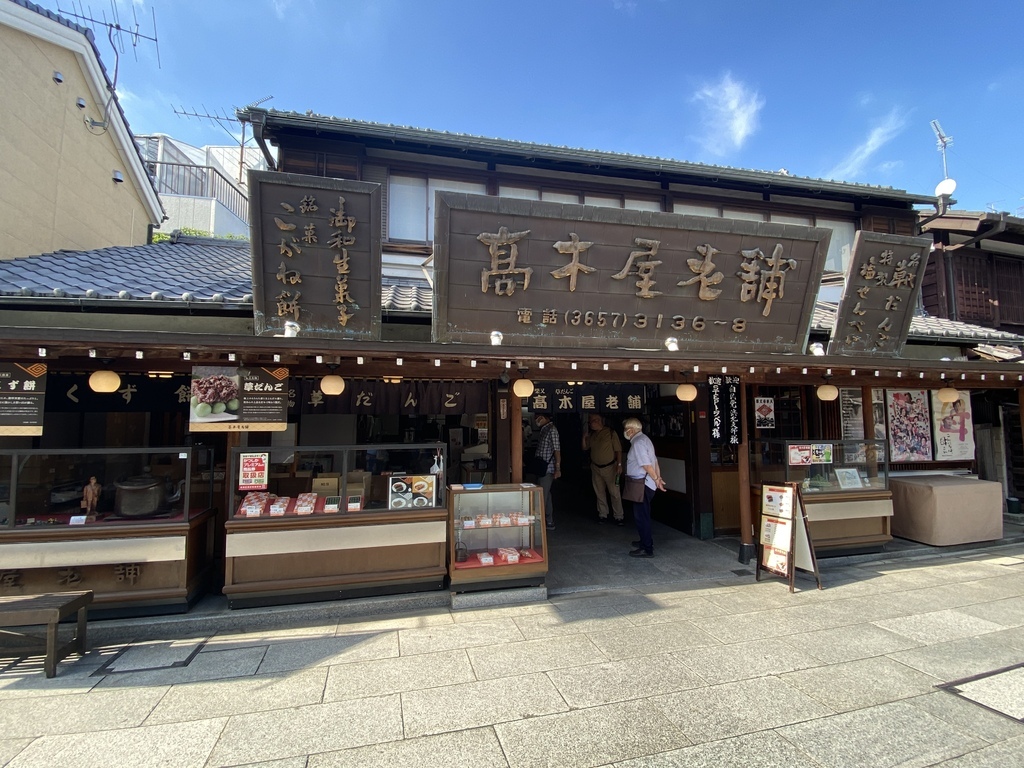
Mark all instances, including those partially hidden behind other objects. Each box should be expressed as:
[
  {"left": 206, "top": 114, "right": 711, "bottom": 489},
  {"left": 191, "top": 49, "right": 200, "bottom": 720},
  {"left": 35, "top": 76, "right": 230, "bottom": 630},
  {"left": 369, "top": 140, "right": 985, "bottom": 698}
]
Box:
[
  {"left": 449, "top": 483, "right": 547, "bottom": 590},
  {"left": 0, "top": 447, "right": 217, "bottom": 615},
  {"left": 0, "top": 447, "right": 211, "bottom": 528},
  {"left": 223, "top": 442, "right": 449, "bottom": 608},
  {"left": 227, "top": 443, "right": 447, "bottom": 518},
  {"left": 750, "top": 439, "right": 889, "bottom": 495},
  {"left": 750, "top": 438, "right": 893, "bottom": 553}
]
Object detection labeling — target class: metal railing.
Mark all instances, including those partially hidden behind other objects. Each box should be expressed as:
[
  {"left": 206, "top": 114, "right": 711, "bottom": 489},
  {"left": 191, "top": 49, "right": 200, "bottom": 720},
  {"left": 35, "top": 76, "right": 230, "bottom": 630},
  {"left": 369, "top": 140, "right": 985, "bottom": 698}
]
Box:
[{"left": 146, "top": 161, "right": 249, "bottom": 225}]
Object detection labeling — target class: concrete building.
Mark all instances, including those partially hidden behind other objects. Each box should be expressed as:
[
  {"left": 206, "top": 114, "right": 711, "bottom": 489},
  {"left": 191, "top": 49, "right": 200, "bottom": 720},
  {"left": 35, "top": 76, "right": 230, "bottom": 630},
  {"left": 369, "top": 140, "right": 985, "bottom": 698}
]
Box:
[{"left": 0, "top": 0, "right": 162, "bottom": 259}]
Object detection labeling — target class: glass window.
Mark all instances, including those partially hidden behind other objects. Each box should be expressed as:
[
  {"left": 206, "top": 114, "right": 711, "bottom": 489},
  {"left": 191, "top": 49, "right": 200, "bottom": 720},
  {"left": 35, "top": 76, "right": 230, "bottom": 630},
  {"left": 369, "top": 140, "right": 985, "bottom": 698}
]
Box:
[
  {"left": 771, "top": 213, "right": 814, "bottom": 225},
  {"left": 541, "top": 190, "right": 579, "bottom": 204},
  {"left": 499, "top": 186, "right": 540, "bottom": 200},
  {"left": 817, "top": 217, "right": 857, "bottom": 273},
  {"left": 674, "top": 202, "right": 720, "bottom": 217},
  {"left": 427, "top": 179, "right": 487, "bottom": 240},
  {"left": 625, "top": 197, "right": 662, "bottom": 212},
  {"left": 388, "top": 175, "right": 427, "bottom": 241},
  {"left": 584, "top": 194, "right": 621, "bottom": 208},
  {"left": 723, "top": 208, "right": 766, "bottom": 222}
]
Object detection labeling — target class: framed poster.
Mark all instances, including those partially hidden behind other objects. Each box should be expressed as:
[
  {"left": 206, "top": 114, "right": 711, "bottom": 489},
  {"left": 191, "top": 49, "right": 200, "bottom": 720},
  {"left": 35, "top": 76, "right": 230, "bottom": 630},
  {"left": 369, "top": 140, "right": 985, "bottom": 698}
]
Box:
[
  {"left": 885, "top": 389, "right": 933, "bottom": 462},
  {"left": 788, "top": 444, "right": 812, "bottom": 466},
  {"left": 931, "top": 391, "right": 974, "bottom": 461},
  {"left": 834, "top": 467, "right": 863, "bottom": 489},
  {"left": 754, "top": 397, "right": 775, "bottom": 430}
]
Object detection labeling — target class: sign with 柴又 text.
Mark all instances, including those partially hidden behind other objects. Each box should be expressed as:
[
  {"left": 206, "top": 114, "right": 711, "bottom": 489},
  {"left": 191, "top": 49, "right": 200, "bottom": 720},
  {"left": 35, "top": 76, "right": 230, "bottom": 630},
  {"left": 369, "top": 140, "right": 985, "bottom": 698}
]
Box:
[
  {"left": 433, "top": 193, "right": 830, "bottom": 352},
  {"left": 189, "top": 366, "right": 290, "bottom": 432},
  {"left": 0, "top": 363, "right": 47, "bottom": 436},
  {"left": 525, "top": 383, "right": 646, "bottom": 415},
  {"left": 707, "top": 375, "right": 740, "bottom": 445},
  {"left": 828, "top": 231, "right": 931, "bottom": 357},
  {"left": 249, "top": 171, "right": 382, "bottom": 340},
  {"left": 238, "top": 452, "right": 269, "bottom": 491}
]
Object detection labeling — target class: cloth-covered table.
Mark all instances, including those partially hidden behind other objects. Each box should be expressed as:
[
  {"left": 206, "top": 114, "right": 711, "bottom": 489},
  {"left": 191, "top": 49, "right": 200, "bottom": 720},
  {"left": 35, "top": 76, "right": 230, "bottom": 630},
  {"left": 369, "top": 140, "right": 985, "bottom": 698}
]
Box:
[{"left": 889, "top": 475, "right": 1002, "bottom": 546}]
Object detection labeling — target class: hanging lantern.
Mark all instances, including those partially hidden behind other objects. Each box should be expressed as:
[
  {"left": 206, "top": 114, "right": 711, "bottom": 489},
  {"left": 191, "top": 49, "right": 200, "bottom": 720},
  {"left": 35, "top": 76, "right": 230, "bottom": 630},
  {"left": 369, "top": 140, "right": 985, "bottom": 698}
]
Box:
[
  {"left": 816, "top": 384, "right": 839, "bottom": 401},
  {"left": 320, "top": 374, "right": 345, "bottom": 396},
  {"left": 88, "top": 370, "right": 121, "bottom": 393},
  {"left": 512, "top": 378, "right": 535, "bottom": 398},
  {"left": 936, "top": 387, "right": 960, "bottom": 403},
  {"left": 675, "top": 383, "right": 697, "bottom": 402}
]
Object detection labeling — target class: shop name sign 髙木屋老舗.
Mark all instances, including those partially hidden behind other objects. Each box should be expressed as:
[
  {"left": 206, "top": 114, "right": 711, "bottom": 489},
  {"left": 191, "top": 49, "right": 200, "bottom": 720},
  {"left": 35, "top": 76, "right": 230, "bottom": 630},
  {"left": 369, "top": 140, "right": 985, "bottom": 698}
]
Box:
[
  {"left": 249, "top": 170, "right": 382, "bottom": 340},
  {"left": 0, "top": 363, "right": 46, "bottom": 436},
  {"left": 827, "top": 231, "right": 932, "bottom": 357},
  {"left": 525, "top": 382, "right": 646, "bottom": 415},
  {"left": 433, "top": 193, "right": 831, "bottom": 351}
]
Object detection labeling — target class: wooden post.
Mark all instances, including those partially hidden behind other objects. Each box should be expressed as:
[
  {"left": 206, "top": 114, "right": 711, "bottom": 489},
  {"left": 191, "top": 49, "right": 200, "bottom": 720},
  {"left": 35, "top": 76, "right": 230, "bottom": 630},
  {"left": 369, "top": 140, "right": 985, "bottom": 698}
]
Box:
[
  {"left": 862, "top": 385, "right": 879, "bottom": 479},
  {"left": 510, "top": 393, "right": 522, "bottom": 484},
  {"left": 737, "top": 381, "right": 754, "bottom": 563}
]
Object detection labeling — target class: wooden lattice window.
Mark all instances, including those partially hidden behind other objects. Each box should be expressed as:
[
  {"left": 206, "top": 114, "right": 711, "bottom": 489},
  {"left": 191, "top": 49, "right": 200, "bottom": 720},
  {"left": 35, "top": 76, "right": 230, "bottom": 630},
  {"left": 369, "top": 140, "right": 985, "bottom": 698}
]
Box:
[
  {"left": 954, "top": 252, "right": 994, "bottom": 325},
  {"left": 995, "top": 256, "right": 1024, "bottom": 326}
]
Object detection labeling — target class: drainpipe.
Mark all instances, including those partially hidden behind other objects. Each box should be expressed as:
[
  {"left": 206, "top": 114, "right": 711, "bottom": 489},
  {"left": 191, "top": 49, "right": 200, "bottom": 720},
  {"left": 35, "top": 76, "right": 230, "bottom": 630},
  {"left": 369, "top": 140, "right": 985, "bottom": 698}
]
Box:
[{"left": 246, "top": 109, "right": 277, "bottom": 171}]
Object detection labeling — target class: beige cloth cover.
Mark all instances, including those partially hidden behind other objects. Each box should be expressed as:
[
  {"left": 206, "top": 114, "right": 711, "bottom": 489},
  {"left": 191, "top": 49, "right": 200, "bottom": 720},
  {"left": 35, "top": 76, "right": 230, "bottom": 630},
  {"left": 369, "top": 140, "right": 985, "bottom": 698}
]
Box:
[{"left": 889, "top": 475, "right": 1003, "bottom": 546}]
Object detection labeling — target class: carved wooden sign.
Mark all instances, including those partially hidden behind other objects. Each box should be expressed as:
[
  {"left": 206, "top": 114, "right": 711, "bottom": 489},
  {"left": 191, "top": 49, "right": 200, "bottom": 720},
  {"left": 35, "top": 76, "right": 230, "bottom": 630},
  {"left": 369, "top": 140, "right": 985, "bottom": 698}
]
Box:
[
  {"left": 827, "top": 231, "right": 931, "bottom": 357},
  {"left": 249, "top": 171, "right": 381, "bottom": 340},
  {"left": 433, "top": 193, "right": 830, "bottom": 352}
]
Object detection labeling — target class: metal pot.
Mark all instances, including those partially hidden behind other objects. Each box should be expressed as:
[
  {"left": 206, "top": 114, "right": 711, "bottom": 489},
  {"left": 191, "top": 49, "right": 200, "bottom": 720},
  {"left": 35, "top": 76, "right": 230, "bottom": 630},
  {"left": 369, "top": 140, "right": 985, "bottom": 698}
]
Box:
[{"left": 114, "top": 476, "right": 163, "bottom": 517}]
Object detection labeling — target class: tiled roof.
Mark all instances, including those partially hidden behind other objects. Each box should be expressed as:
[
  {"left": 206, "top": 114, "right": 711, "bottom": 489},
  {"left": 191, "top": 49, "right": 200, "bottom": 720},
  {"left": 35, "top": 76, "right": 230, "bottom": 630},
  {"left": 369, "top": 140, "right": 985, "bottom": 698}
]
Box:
[
  {"left": 5, "top": 238, "right": 1022, "bottom": 347},
  {"left": 0, "top": 233, "right": 251, "bottom": 304},
  {"left": 811, "top": 302, "right": 1024, "bottom": 345},
  {"left": 244, "top": 108, "right": 936, "bottom": 206}
]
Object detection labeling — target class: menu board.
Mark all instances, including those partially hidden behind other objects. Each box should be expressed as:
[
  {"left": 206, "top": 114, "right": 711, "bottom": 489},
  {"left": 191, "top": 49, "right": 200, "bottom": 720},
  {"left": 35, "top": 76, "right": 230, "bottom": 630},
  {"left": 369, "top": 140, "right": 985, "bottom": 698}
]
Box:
[
  {"left": 189, "top": 365, "right": 290, "bottom": 432},
  {"left": 388, "top": 474, "right": 437, "bottom": 510},
  {"left": 0, "top": 362, "right": 47, "bottom": 436},
  {"left": 756, "top": 483, "right": 821, "bottom": 591}
]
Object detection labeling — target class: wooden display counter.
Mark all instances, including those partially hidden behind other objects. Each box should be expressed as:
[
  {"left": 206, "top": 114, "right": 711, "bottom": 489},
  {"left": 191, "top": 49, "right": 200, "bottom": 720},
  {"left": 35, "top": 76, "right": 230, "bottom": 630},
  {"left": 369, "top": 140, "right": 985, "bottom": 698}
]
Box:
[
  {"left": 0, "top": 508, "right": 217, "bottom": 616},
  {"left": 223, "top": 495, "right": 447, "bottom": 608}
]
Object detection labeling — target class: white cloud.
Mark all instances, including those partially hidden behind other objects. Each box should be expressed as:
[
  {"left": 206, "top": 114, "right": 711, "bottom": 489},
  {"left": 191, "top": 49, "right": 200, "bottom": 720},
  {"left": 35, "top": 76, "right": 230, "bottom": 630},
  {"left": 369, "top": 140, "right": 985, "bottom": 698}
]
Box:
[
  {"left": 877, "top": 160, "right": 903, "bottom": 173},
  {"left": 612, "top": 1, "right": 638, "bottom": 13},
  {"left": 271, "top": 0, "right": 295, "bottom": 20},
  {"left": 692, "top": 73, "right": 764, "bottom": 156},
  {"left": 826, "top": 108, "right": 906, "bottom": 180}
]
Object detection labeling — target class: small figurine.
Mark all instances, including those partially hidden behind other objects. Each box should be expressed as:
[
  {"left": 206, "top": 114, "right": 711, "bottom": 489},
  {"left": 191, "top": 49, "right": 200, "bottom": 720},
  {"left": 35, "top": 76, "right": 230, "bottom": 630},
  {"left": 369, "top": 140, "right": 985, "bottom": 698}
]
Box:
[{"left": 82, "top": 476, "right": 101, "bottom": 513}]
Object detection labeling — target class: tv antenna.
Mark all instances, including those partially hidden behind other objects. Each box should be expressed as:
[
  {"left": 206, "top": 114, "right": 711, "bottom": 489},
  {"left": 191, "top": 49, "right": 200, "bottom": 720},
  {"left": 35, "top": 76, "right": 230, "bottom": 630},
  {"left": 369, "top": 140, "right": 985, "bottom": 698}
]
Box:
[
  {"left": 930, "top": 120, "right": 953, "bottom": 179},
  {"left": 173, "top": 96, "right": 274, "bottom": 185},
  {"left": 56, "top": 2, "right": 159, "bottom": 132}
]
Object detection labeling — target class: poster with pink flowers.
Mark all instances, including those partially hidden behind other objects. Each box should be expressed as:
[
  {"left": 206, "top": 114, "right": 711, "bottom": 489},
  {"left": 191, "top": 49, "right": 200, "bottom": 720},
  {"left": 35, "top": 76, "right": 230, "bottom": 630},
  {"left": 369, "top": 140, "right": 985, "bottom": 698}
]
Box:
[
  {"left": 931, "top": 391, "right": 975, "bottom": 461},
  {"left": 885, "top": 390, "right": 933, "bottom": 462}
]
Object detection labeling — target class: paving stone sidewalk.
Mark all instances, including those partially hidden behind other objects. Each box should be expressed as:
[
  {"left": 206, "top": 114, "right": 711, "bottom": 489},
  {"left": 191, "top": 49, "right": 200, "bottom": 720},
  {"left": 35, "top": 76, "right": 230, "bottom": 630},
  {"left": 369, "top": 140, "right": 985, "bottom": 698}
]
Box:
[{"left": 2, "top": 542, "right": 1023, "bottom": 767}]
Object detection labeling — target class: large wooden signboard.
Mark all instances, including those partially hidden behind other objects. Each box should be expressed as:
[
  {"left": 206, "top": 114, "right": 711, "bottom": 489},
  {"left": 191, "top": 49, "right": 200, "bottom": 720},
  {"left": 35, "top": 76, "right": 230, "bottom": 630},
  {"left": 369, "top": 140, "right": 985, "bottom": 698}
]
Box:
[
  {"left": 828, "top": 231, "right": 931, "bottom": 357},
  {"left": 756, "top": 482, "right": 821, "bottom": 592},
  {"left": 433, "top": 193, "right": 831, "bottom": 352},
  {"left": 249, "top": 171, "right": 382, "bottom": 340}
]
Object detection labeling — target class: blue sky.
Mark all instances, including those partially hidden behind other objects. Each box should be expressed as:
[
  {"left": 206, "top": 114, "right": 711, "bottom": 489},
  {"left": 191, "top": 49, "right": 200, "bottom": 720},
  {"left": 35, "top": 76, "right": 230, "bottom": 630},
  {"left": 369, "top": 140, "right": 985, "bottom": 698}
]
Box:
[{"left": 78, "top": 0, "right": 1024, "bottom": 214}]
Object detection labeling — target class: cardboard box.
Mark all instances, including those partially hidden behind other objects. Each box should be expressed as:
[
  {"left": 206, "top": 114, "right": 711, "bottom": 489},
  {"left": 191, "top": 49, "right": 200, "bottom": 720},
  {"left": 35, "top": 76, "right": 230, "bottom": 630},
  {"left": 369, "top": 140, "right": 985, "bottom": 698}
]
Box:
[
  {"left": 345, "top": 471, "right": 372, "bottom": 498},
  {"left": 311, "top": 477, "right": 339, "bottom": 497}
]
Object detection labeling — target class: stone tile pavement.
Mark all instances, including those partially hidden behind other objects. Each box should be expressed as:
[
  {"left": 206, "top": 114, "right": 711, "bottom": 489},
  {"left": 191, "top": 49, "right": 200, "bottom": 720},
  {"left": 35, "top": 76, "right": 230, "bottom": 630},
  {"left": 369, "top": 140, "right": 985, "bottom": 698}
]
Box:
[{"left": 1, "top": 540, "right": 1024, "bottom": 766}]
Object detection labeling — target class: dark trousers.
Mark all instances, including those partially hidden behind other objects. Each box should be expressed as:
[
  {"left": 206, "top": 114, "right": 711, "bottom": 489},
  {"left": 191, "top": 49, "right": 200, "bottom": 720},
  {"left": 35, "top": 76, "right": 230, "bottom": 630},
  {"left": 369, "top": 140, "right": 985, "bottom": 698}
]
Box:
[{"left": 632, "top": 485, "right": 655, "bottom": 553}]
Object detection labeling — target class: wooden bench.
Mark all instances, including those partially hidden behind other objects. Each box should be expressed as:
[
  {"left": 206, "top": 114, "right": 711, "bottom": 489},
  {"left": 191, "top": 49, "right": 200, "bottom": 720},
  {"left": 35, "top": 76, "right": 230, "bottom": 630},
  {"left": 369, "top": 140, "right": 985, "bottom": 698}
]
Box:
[{"left": 0, "top": 591, "right": 93, "bottom": 677}]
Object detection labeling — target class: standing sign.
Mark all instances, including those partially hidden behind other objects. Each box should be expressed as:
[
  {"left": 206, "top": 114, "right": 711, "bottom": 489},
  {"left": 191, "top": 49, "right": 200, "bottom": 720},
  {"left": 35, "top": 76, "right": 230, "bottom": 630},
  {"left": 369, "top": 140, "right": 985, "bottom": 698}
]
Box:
[
  {"left": 756, "top": 482, "right": 821, "bottom": 592},
  {"left": 238, "top": 452, "right": 269, "bottom": 491},
  {"left": 189, "top": 365, "right": 290, "bottom": 432},
  {"left": 0, "top": 363, "right": 47, "bottom": 436}
]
